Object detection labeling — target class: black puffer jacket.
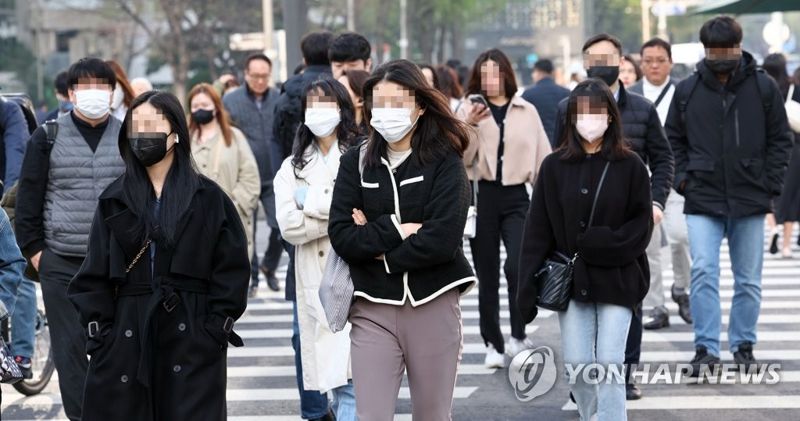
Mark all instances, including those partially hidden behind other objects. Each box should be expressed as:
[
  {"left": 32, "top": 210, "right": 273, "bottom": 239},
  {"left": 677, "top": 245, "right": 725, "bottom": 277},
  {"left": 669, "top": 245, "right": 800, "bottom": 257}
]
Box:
[
  {"left": 554, "top": 84, "right": 674, "bottom": 209},
  {"left": 665, "top": 52, "right": 793, "bottom": 218}
]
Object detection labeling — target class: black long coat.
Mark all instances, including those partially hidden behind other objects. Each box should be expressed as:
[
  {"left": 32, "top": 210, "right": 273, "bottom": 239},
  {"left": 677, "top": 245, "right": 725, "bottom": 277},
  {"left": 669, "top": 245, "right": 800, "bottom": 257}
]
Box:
[{"left": 67, "top": 176, "right": 250, "bottom": 421}]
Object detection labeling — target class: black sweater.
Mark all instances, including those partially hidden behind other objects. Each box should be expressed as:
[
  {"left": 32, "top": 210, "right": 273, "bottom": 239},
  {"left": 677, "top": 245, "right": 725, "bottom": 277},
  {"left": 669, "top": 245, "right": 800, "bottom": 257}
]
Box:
[
  {"left": 328, "top": 145, "right": 476, "bottom": 306},
  {"left": 517, "top": 150, "right": 654, "bottom": 323}
]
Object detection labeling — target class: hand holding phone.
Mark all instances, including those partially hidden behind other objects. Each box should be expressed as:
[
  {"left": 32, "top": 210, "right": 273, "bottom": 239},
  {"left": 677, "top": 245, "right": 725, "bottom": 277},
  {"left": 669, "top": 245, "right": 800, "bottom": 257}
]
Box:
[{"left": 466, "top": 94, "right": 491, "bottom": 125}]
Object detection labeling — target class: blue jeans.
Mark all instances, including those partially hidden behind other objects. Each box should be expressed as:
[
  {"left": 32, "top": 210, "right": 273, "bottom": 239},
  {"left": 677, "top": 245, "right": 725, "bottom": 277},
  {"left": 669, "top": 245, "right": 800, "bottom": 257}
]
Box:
[
  {"left": 332, "top": 381, "right": 357, "bottom": 421},
  {"left": 559, "top": 300, "right": 632, "bottom": 421},
  {"left": 686, "top": 214, "right": 764, "bottom": 357},
  {"left": 292, "top": 301, "right": 330, "bottom": 419},
  {"left": 10, "top": 278, "right": 37, "bottom": 358}
]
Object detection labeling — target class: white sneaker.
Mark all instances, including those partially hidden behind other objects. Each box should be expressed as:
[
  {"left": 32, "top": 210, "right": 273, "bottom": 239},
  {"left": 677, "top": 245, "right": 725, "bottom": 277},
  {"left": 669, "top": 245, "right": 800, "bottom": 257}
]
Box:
[
  {"left": 484, "top": 344, "right": 506, "bottom": 368},
  {"left": 506, "top": 337, "right": 535, "bottom": 357}
]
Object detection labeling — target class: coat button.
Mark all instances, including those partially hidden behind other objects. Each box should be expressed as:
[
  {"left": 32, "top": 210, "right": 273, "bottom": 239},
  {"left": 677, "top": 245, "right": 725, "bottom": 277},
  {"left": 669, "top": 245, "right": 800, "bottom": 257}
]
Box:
[
  {"left": 324, "top": 188, "right": 329, "bottom": 194},
  {"left": 580, "top": 289, "right": 588, "bottom": 296},
  {"left": 124, "top": 329, "right": 133, "bottom": 338},
  {"left": 580, "top": 188, "right": 588, "bottom": 195},
  {"left": 319, "top": 250, "right": 324, "bottom": 258},
  {"left": 579, "top": 221, "right": 586, "bottom": 228},
  {"left": 120, "top": 375, "right": 129, "bottom": 383},
  {"left": 178, "top": 323, "right": 186, "bottom": 332},
  {"left": 173, "top": 365, "right": 182, "bottom": 373}
]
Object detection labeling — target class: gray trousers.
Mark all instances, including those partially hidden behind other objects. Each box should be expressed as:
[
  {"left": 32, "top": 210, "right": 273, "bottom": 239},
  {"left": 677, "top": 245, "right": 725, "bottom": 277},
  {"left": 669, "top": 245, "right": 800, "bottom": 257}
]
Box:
[
  {"left": 644, "top": 191, "right": 692, "bottom": 310},
  {"left": 349, "top": 288, "right": 463, "bottom": 421}
]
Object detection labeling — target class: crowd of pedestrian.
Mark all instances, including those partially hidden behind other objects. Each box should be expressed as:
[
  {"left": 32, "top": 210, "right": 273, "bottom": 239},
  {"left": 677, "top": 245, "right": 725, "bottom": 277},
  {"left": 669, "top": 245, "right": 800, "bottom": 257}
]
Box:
[{"left": 0, "top": 13, "right": 798, "bottom": 421}]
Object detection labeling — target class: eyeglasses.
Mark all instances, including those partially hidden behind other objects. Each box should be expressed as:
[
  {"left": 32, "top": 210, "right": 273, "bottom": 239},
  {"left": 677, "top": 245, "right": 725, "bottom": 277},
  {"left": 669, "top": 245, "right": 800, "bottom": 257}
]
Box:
[
  {"left": 247, "top": 73, "right": 271, "bottom": 81},
  {"left": 642, "top": 58, "right": 669, "bottom": 66}
]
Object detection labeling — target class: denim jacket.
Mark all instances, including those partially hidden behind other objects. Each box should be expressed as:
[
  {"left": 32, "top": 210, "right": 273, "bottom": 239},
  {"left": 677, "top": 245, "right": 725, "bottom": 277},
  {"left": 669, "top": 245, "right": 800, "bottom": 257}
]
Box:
[{"left": 0, "top": 208, "right": 26, "bottom": 317}]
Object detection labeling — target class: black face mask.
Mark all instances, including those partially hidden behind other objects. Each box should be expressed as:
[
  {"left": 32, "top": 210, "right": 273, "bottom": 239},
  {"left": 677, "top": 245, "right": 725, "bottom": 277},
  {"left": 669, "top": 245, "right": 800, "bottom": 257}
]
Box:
[
  {"left": 587, "top": 66, "right": 620, "bottom": 87},
  {"left": 705, "top": 58, "right": 740, "bottom": 75},
  {"left": 130, "top": 132, "right": 174, "bottom": 167},
  {"left": 191, "top": 109, "right": 215, "bottom": 125}
]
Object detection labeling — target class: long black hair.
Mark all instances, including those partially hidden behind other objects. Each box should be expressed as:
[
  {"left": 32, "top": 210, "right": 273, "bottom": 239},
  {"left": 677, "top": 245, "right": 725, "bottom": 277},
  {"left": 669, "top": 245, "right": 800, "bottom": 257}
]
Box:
[
  {"left": 557, "top": 79, "right": 631, "bottom": 161},
  {"left": 292, "top": 78, "right": 360, "bottom": 177},
  {"left": 118, "top": 90, "right": 200, "bottom": 246},
  {"left": 763, "top": 53, "right": 791, "bottom": 98},
  {"left": 362, "top": 59, "right": 469, "bottom": 167}
]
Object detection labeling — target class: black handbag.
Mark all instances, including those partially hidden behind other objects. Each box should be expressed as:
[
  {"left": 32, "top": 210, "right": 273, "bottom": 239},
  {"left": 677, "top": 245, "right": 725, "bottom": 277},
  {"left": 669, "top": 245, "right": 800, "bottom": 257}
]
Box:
[{"left": 534, "top": 161, "right": 610, "bottom": 312}]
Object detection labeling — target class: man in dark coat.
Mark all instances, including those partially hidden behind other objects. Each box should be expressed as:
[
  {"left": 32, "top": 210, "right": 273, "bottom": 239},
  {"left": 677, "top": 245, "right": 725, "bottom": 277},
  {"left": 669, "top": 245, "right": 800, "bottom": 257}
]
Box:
[
  {"left": 665, "top": 17, "right": 792, "bottom": 376},
  {"left": 223, "top": 53, "right": 282, "bottom": 294},
  {"left": 522, "top": 59, "right": 570, "bottom": 148},
  {"left": 67, "top": 177, "right": 249, "bottom": 421},
  {"left": 553, "top": 33, "right": 674, "bottom": 401}
]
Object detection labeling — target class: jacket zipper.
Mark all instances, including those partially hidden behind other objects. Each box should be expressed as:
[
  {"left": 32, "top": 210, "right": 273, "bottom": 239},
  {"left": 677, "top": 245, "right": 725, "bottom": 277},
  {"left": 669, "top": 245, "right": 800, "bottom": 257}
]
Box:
[{"left": 734, "top": 109, "right": 740, "bottom": 148}]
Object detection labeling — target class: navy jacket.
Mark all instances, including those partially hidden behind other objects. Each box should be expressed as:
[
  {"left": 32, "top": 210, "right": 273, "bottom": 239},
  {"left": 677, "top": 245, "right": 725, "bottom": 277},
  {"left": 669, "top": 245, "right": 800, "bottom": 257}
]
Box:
[
  {"left": 521, "top": 77, "right": 570, "bottom": 148},
  {"left": 0, "top": 99, "right": 29, "bottom": 193}
]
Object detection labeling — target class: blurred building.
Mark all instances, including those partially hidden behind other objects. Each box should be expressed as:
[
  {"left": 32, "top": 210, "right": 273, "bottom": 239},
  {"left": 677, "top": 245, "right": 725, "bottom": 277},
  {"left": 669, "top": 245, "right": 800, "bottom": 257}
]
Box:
[
  {"left": 462, "top": 2, "right": 537, "bottom": 85},
  {"left": 12, "top": 0, "right": 138, "bottom": 98}
]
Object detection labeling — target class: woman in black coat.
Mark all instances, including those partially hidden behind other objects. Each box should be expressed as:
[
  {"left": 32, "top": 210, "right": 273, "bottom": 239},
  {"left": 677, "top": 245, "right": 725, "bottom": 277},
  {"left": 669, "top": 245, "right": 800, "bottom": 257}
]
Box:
[
  {"left": 68, "top": 91, "right": 250, "bottom": 420},
  {"left": 517, "top": 79, "right": 653, "bottom": 421}
]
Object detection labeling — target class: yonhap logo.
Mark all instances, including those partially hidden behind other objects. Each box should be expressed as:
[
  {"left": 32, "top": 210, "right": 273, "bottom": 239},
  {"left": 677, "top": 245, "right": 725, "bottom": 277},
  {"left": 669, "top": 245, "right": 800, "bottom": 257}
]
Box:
[{"left": 508, "top": 346, "right": 557, "bottom": 401}]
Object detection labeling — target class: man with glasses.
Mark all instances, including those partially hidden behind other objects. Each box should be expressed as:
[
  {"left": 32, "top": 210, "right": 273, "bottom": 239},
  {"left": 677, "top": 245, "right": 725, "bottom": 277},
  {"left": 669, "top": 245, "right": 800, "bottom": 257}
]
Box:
[
  {"left": 223, "top": 53, "right": 283, "bottom": 294},
  {"left": 554, "top": 33, "right": 674, "bottom": 401},
  {"left": 665, "top": 16, "right": 792, "bottom": 376},
  {"left": 630, "top": 38, "right": 693, "bottom": 331}
]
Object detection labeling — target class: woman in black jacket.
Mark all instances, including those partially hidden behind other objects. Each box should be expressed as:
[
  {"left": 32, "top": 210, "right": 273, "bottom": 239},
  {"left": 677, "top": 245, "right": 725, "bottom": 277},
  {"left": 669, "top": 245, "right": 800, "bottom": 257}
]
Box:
[
  {"left": 518, "top": 79, "right": 653, "bottom": 421},
  {"left": 68, "top": 91, "right": 250, "bottom": 420},
  {"left": 328, "top": 60, "right": 475, "bottom": 420}
]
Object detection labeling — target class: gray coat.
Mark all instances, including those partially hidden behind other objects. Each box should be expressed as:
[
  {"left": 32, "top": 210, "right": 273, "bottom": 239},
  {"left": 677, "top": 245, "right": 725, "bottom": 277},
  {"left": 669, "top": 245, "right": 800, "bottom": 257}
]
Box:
[{"left": 222, "top": 85, "right": 280, "bottom": 185}]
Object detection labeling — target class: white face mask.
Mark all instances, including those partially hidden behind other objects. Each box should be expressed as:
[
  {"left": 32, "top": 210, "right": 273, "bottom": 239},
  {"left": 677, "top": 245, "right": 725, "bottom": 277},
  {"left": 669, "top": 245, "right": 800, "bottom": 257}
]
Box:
[
  {"left": 575, "top": 114, "right": 609, "bottom": 143},
  {"left": 111, "top": 85, "right": 125, "bottom": 111},
  {"left": 74, "top": 89, "right": 111, "bottom": 119},
  {"left": 370, "top": 107, "right": 419, "bottom": 143},
  {"left": 304, "top": 108, "right": 341, "bottom": 138}
]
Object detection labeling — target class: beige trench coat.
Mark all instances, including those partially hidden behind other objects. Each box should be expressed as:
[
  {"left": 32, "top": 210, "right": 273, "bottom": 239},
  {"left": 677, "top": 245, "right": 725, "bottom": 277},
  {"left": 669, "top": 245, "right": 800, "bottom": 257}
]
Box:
[
  {"left": 191, "top": 127, "right": 260, "bottom": 256},
  {"left": 274, "top": 143, "right": 352, "bottom": 393}
]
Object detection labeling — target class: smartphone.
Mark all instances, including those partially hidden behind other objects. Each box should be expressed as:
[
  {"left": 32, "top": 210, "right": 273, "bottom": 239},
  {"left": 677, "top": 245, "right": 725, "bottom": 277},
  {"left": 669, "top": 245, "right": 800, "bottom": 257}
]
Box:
[{"left": 467, "top": 94, "right": 489, "bottom": 109}]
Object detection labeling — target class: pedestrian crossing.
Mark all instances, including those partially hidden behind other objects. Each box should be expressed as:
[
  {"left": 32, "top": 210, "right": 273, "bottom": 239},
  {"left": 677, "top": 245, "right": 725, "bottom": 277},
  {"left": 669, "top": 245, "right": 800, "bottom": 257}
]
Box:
[{"left": 2, "top": 228, "right": 800, "bottom": 419}]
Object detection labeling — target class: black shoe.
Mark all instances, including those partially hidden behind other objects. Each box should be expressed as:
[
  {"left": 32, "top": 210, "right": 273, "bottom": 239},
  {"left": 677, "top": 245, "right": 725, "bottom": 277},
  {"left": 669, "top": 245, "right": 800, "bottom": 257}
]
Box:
[
  {"left": 626, "top": 383, "right": 642, "bottom": 400},
  {"left": 688, "top": 346, "right": 721, "bottom": 377},
  {"left": 643, "top": 308, "right": 670, "bottom": 330},
  {"left": 261, "top": 265, "right": 280, "bottom": 292},
  {"left": 769, "top": 232, "right": 779, "bottom": 254},
  {"left": 733, "top": 342, "right": 758, "bottom": 371},
  {"left": 671, "top": 286, "right": 692, "bottom": 324}
]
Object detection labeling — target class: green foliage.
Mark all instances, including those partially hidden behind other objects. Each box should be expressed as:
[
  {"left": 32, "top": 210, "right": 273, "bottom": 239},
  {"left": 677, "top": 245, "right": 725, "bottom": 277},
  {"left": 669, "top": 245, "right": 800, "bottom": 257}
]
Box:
[{"left": 0, "top": 38, "right": 38, "bottom": 97}]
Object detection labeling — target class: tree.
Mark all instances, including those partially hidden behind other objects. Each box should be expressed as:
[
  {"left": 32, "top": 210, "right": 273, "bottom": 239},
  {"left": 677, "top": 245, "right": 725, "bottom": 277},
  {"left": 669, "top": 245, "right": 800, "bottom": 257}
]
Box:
[{"left": 115, "top": 0, "right": 262, "bottom": 103}]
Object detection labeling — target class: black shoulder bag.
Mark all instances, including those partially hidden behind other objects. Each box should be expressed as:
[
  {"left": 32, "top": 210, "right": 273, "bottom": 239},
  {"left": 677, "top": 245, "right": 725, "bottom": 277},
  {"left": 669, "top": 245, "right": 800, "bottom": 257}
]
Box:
[{"left": 534, "top": 161, "right": 610, "bottom": 311}]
